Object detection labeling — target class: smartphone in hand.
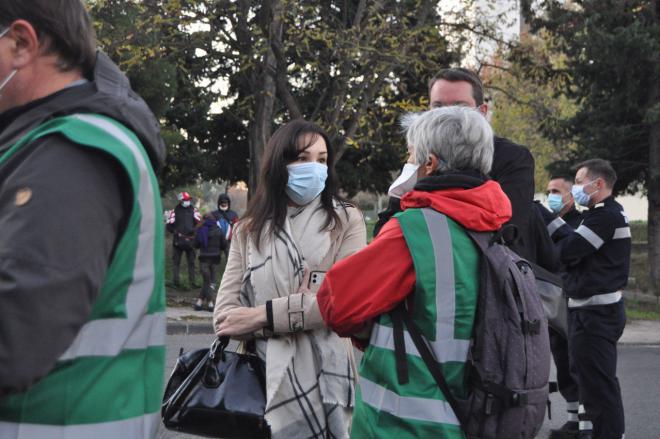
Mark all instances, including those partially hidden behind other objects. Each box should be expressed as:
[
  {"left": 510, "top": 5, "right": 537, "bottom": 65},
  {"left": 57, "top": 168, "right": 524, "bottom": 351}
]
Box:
[{"left": 307, "top": 271, "right": 326, "bottom": 290}]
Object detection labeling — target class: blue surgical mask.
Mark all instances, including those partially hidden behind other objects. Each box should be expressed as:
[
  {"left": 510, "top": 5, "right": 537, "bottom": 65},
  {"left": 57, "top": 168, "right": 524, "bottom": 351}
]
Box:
[
  {"left": 571, "top": 180, "right": 598, "bottom": 207},
  {"left": 286, "top": 162, "right": 328, "bottom": 205},
  {"left": 547, "top": 193, "right": 566, "bottom": 214}
]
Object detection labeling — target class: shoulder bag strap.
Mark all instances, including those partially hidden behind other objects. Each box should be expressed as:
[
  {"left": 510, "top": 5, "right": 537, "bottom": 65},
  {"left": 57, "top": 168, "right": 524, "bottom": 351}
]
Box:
[{"left": 391, "top": 302, "right": 467, "bottom": 430}]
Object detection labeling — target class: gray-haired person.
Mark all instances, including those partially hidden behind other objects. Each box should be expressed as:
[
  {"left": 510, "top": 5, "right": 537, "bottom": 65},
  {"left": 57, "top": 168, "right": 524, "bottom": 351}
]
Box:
[
  {"left": 0, "top": 1, "right": 166, "bottom": 437},
  {"left": 317, "top": 106, "right": 516, "bottom": 437}
]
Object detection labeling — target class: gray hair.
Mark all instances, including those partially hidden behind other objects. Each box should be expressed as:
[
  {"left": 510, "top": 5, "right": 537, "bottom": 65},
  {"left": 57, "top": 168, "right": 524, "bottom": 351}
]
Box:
[{"left": 405, "top": 106, "right": 494, "bottom": 175}]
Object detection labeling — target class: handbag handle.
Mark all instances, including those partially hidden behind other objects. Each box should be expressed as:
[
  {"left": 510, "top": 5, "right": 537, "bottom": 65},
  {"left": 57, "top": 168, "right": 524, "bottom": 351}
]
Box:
[
  {"left": 209, "top": 336, "right": 230, "bottom": 360},
  {"left": 204, "top": 337, "right": 233, "bottom": 387},
  {"left": 163, "top": 337, "right": 234, "bottom": 420},
  {"left": 163, "top": 345, "right": 213, "bottom": 420}
]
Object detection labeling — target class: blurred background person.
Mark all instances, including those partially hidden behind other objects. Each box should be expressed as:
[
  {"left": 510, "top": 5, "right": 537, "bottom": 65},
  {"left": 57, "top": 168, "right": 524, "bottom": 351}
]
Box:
[
  {"left": 213, "top": 192, "right": 239, "bottom": 258},
  {"left": 166, "top": 191, "right": 200, "bottom": 289},
  {"left": 193, "top": 213, "right": 225, "bottom": 311}
]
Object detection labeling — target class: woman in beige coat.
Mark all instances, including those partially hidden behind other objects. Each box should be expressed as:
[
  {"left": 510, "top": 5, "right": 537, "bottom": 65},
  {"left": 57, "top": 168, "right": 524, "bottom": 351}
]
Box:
[{"left": 214, "top": 119, "right": 366, "bottom": 439}]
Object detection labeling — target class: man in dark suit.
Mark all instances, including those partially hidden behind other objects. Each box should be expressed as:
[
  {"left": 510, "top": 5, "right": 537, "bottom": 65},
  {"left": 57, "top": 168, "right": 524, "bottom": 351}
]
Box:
[{"left": 377, "top": 68, "right": 536, "bottom": 261}]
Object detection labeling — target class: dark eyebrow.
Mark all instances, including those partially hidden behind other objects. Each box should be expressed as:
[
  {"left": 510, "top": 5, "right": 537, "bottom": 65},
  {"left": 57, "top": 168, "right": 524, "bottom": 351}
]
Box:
[{"left": 298, "top": 150, "right": 327, "bottom": 155}]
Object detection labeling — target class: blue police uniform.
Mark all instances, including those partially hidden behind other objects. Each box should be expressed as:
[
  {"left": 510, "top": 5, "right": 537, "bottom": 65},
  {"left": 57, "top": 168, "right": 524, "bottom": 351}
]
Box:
[{"left": 549, "top": 196, "right": 630, "bottom": 439}]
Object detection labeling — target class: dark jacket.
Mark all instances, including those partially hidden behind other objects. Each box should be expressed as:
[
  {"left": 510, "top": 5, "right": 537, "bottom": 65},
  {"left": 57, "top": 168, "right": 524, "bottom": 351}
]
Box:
[
  {"left": 195, "top": 219, "right": 225, "bottom": 261},
  {"left": 374, "top": 137, "right": 535, "bottom": 259},
  {"left": 168, "top": 204, "right": 199, "bottom": 236},
  {"left": 490, "top": 137, "right": 535, "bottom": 237},
  {"left": 529, "top": 201, "right": 559, "bottom": 271},
  {"left": 556, "top": 196, "right": 631, "bottom": 298},
  {"left": 212, "top": 194, "right": 239, "bottom": 242},
  {"left": 212, "top": 208, "right": 239, "bottom": 227},
  {"left": 0, "top": 52, "right": 165, "bottom": 395},
  {"left": 562, "top": 207, "right": 584, "bottom": 230}
]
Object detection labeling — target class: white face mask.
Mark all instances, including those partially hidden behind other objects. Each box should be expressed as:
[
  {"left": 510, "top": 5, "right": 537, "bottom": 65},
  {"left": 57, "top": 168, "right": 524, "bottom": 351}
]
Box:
[
  {"left": 182, "top": 201, "right": 191, "bottom": 208},
  {"left": 0, "top": 28, "right": 18, "bottom": 100},
  {"left": 388, "top": 163, "right": 420, "bottom": 199}
]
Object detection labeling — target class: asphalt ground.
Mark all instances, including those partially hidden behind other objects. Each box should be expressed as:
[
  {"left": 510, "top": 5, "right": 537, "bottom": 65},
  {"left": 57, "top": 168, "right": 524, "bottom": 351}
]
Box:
[{"left": 157, "top": 333, "right": 660, "bottom": 438}]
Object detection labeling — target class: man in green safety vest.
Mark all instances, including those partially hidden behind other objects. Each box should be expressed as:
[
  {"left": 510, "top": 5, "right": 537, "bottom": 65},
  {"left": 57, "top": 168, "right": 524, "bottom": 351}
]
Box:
[{"left": 0, "top": 1, "right": 166, "bottom": 437}]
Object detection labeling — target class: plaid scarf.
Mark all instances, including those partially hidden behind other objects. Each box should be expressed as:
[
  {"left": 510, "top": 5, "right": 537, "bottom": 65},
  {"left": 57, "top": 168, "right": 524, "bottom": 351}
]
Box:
[{"left": 241, "top": 198, "right": 354, "bottom": 439}]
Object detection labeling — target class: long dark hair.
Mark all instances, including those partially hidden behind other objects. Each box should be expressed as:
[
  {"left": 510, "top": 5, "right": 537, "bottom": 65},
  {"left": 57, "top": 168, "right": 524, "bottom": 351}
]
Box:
[{"left": 243, "top": 119, "right": 342, "bottom": 249}]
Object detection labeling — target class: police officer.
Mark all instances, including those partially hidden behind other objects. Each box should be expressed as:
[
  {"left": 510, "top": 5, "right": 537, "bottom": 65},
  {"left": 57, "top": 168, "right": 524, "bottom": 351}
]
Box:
[
  {"left": 549, "top": 159, "right": 630, "bottom": 439},
  {"left": 546, "top": 175, "right": 584, "bottom": 439}
]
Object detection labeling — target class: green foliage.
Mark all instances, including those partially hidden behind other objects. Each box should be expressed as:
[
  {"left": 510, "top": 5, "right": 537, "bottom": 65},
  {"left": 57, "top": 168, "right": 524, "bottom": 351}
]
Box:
[
  {"left": 487, "top": 31, "right": 579, "bottom": 190},
  {"left": 90, "top": 0, "right": 241, "bottom": 192},
  {"left": 631, "top": 220, "right": 648, "bottom": 242},
  {"left": 522, "top": 0, "right": 660, "bottom": 195},
  {"left": 625, "top": 299, "right": 660, "bottom": 320},
  {"left": 521, "top": 0, "right": 660, "bottom": 291},
  {"left": 90, "top": 0, "right": 493, "bottom": 195},
  {"left": 203, "top": 0, "right": 464, "bottom": 194}
]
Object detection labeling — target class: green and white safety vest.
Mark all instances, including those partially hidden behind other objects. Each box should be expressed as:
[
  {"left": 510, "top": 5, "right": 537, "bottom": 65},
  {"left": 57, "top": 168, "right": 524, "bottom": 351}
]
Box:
[
  {"left": 352, "top": 208, "right": 479, "bottom": 439},
  {"left": 0, "top": 114, "right": 166, "bottom": 438}
]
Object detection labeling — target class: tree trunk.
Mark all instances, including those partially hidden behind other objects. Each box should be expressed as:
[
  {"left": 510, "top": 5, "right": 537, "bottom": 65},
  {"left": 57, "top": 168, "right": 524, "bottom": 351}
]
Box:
[
  {"left": 247, "top": 0, "right": 283, "bottom": 196},
  {"left": 647, "top": 2, "right": 660, "bottom": 295},
  {"left": 648, "top": 77, "right": 660, "bottom": 295}
]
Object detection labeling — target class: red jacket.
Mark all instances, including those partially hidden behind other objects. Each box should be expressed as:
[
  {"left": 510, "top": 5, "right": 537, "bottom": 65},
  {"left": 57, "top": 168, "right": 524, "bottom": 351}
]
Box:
[{"left": 317, "top": 179, "right": 511, "bottom": 338}]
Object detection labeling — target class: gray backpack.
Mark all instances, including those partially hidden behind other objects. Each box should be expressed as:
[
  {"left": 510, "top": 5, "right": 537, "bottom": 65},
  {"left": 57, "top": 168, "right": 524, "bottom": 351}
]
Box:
[{"left": 392, "top": 228, "right": 550, "bottom": 438}]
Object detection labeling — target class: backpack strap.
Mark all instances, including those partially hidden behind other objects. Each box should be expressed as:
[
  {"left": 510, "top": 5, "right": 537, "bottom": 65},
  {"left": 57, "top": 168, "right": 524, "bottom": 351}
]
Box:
[
  {"left": 390, "top": 305, "right": 409, "bottom": 385},
  {"left": 391, "top": 302, "right": 467, "bottom": 430}
]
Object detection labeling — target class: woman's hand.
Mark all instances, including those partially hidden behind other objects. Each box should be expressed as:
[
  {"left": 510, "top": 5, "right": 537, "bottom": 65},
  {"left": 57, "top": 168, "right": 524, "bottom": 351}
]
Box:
[{"left": 216, "top": 305, "right": 267, "bottom": 336}]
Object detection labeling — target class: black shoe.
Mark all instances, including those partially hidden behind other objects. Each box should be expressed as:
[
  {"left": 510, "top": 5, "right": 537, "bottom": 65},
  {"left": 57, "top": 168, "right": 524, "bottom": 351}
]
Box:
[
  {"left": 193, "top": 299, "right": 204, "bottom": 311},
  {"left": 549, "top": 422, "right": 579, "bottom": 439}
]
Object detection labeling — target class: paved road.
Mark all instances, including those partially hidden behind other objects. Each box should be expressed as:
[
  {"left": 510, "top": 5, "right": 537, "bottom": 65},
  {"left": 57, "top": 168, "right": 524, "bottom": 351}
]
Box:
[
  {"left": 538, "top": 345, "right": 660, "bottom": 438},
  {"left": 157, "top": 335, "right": 660, "bottom": 438}
]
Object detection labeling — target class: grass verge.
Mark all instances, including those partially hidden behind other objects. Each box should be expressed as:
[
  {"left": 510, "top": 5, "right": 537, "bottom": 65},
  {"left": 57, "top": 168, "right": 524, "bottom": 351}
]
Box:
[{"left": 626, "top": 299, "right": 660, "bottom": 321}]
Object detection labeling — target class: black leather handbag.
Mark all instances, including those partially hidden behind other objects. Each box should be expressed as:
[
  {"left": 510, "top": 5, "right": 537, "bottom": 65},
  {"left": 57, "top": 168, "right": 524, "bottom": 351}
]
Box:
[{"left": 162, "top": 337, "right": 269, "bottom": 438}]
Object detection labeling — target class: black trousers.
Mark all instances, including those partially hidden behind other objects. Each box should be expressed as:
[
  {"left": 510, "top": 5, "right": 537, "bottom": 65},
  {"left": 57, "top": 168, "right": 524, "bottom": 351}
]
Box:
[
  {"left": 172, "top": 245, "right": 195, "bottom": 285},
  {"left": 199, "top": 257, "right": 220, "bottom": 301},
  {"left": 549, "top": 326, "right": 579, "bottom": 403},
  {"left": 568, "top": 301, "right": 626, "bottom": 438}
]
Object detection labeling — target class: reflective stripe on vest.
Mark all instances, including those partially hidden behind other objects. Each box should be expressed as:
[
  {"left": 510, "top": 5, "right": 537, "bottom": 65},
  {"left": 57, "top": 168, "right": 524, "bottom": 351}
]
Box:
[
  {"left": 58, "top": 114, "right": 165, "bottom": 360},
  {"left": 368, "top": 210, "right": 471, "bottom": 363},
  {"left": 0, "top": 413, "right": 159, "bottom": 439},
  {"left": 359, "top": 376, "right": 460, "bottom": 425},
  {"left": 355, "top": 208, "right": 478, "bottom": 436},
  {"left": 0, "top": 114, "right": 165, "bottom": 436}
]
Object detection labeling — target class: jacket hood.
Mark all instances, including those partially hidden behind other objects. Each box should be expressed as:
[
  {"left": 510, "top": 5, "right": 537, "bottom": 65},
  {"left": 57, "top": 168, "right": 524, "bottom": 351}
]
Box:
[
  {"left": 217, "top": 193, "right": 231, "bottom": 207},
  {"left": 0, "top": 52, "right": 166, "bottom": 170},
  {"left": 400, "top": 174, "right": 512, "bottom": 232}
]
